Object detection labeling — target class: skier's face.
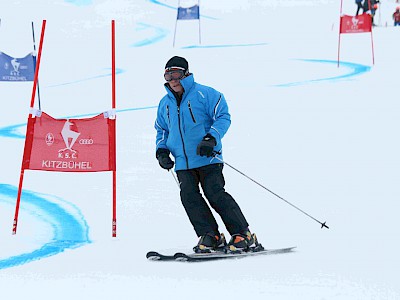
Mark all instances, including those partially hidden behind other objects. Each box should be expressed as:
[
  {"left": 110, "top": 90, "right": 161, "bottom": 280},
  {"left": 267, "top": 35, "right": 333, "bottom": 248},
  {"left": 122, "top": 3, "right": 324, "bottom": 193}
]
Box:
[
  {"left": 164, "top": 68, "right": 186, "bottom": 96},
  {"left": 168, "top": 79, "right": 184, "bottom": 95}
]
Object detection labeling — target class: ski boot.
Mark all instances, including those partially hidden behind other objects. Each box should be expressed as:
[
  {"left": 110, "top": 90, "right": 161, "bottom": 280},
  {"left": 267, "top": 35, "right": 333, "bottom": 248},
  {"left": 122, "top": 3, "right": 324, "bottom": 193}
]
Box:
[
  {"left": 227, "top": 230, "right": 264, "bottom": 253},
  {"left": 193, "top": 232, "right": 227, "bottom": 253}
]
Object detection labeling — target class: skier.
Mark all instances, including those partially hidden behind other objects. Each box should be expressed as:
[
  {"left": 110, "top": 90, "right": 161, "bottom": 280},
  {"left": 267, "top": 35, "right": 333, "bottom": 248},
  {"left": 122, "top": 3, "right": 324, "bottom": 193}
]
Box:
[
  {"left": 154, "top": 56, "right": 259, "bottom": 253},
  {"left": 393, "top": 7, "right": 400, "bottom": 26}
]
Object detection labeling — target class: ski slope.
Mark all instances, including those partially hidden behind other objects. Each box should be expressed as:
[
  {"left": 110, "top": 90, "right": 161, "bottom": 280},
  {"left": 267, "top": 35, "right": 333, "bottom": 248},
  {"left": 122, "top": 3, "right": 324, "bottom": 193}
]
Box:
[{"left": 0, "top": 0, "right": 399, "bottom": 299}]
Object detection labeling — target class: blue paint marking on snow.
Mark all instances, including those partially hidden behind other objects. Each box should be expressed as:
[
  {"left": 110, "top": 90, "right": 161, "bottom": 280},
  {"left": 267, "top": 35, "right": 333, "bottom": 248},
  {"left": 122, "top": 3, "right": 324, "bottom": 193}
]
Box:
[
  {"left": 0, "top": 184, "right": 91, "bottom": 270},
  {"left": 46, "top": 68, "right": 125, "bottom": 88},
  {"left": 64, "top": 0, "right": 92, "bottom": 6},
  {"left": 273, "top": 59, "right": 371, "bottom": 87},
  {"left": 147, "top": 0, "right": 218, "bottom": 20},
  {"left": 182, "top": 43, "right": 268, "bottom": 49},
  {"left": 0, "top": 106, "right": 158, "bottom": 139},
  {"left": 147, "top": 0, "right": 176, "bottom": 10},
  {"left": 0, "top": 123, "right": 26, "bottom": 139},
  {"left": 130, "top": 23, "right": 169, "bottom": 47}
]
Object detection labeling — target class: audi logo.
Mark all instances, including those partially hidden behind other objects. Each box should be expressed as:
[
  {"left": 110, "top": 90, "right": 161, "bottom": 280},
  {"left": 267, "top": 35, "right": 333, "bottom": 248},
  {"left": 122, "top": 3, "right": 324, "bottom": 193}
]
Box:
[{"left": 79, "top": 139, "right": 94, "bottom": 145}]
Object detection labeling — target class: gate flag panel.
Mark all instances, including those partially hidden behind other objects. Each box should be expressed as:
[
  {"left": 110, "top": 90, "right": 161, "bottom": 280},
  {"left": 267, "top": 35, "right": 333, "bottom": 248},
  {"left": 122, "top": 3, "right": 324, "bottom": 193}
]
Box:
[
  {"left": 340, "top": 14, "right": 372, "bottom": 34},
  {"left": 177, "top": 5, "right": 200, "bottom": 20},
  {"left": 22, "top": 112, "right": 116, "bottom": 172},
  {"left": 0, "top": 52, "right": 35, "bottom": 81}
]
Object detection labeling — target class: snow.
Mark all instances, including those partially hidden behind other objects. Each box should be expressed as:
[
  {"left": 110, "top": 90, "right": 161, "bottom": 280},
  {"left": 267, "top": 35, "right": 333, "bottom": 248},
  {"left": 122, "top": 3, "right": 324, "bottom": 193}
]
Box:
[{"left": 0, "top": 0, "right": 399, "bottom": 299}]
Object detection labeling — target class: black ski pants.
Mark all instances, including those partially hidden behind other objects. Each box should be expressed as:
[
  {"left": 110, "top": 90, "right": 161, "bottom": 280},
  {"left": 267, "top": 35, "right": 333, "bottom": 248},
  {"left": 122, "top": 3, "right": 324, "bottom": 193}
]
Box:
[
  {"left": 176, "top": 163, "right": 249, "bottom": 237},
  {"left": 356, "top": 2, "right": 363, "bottom": 15}
]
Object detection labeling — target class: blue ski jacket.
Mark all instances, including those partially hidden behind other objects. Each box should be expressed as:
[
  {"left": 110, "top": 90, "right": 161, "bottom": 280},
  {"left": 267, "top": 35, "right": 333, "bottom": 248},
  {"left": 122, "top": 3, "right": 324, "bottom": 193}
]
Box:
[{"left": 155, "top": 74, "right": 231, "bottom": 171}]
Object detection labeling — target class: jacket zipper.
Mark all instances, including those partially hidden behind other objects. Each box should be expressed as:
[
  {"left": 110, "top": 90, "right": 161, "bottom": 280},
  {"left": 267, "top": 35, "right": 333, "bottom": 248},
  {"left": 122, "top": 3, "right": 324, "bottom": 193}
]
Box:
[
  {"left": 177, "top": 105, "right": 189, "bottom": 169},
  {"left": 188, "top": 101, "right": 197, "bottom": 123},
  {"left": 166, "top": 105, "right": 170, "bottom": 125}
]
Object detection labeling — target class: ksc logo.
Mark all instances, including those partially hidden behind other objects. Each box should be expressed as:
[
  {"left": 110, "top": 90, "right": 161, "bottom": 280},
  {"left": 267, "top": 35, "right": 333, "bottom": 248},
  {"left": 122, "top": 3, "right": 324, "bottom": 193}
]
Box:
[{"left": 45, "top": 133, "right": 54, "bottom": 146}]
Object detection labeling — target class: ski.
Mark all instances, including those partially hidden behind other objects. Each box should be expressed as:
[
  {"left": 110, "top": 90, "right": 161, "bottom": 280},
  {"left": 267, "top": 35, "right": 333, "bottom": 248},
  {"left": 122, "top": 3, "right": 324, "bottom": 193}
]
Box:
[
  {"left": 146, "top": 251, "right": 176, "bottom": 261},
  {"left": 174, "top": 247, "right": 296, "bottom": 262},
  {"left": 147, "top": 247, "right": 296, "bottom": 262}
]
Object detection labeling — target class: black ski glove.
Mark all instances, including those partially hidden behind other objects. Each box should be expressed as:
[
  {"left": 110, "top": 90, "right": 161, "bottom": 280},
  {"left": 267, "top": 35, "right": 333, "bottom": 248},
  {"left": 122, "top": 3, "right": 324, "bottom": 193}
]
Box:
[
  {"left": 156, "top": 148, "right": 174, "bottom": 170},
  {"left": 196, "top": 133, "right": 217, "bottom": 157}
]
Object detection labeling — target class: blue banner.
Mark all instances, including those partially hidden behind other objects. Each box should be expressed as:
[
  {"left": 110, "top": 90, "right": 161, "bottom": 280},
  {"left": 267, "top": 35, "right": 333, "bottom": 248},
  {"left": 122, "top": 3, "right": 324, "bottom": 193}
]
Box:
[
  {"left": 177, "top": 5, "right": 200, "bottom": 20},
  {"left": 0, "top": 52, "right": 35, "bottom": 81}
]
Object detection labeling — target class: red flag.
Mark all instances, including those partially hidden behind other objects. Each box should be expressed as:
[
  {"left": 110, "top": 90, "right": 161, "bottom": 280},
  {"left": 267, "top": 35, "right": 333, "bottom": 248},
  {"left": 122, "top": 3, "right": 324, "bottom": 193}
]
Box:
[
  {"left": 340, "top": 14, "right": 372, "bottom": 34},
  {"left": 22, "top": 112, "right": 116, "bottom": 172}
]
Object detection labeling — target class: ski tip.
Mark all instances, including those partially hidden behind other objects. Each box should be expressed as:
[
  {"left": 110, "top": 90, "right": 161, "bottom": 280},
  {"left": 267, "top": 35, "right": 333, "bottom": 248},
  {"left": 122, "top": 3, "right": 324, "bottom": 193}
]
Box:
[
  {"left": 146, "top": 251, "right": 156, "bottom": 257},
  {"left": 146, "top": 251, "right": 161, "bottom": 260},
  {"left": 268, "top": 246, "right": 297, "bottom": 253},
  {"left": 146, "top": 251, "right": 177, "bottom": 261}
]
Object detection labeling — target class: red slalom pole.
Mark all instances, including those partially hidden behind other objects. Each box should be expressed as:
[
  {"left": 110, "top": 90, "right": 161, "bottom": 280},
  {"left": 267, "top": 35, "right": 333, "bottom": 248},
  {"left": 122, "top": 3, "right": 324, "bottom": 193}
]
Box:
[
  {"left": 370, "top": 30, "right": 375, "bottom": 65},
  {"left": 111, "top": 20, "right": 117, "bottom": 238},
  {"left": 13, "top": 20, "right": 46, "bottom": 235}
]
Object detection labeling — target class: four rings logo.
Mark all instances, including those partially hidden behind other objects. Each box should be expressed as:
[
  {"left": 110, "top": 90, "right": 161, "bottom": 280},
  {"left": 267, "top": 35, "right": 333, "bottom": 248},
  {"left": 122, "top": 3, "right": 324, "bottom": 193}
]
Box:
[{"left": 79, "top": 138, "right": 94, "bottom": 145}]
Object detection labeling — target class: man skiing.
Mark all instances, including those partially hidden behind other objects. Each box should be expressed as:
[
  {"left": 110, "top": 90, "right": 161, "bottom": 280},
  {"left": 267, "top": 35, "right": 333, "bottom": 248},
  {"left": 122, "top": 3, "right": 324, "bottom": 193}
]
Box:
[{"left": 154, "top": 56, "right": 259, "bottom": 253}]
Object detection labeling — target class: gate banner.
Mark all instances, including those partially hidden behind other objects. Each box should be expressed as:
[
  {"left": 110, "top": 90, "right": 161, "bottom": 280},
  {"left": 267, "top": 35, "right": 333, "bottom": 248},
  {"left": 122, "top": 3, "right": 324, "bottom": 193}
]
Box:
[
  {"left": 177, "top": 5, "right": 200, "bottom": 20},
  {"left": 0, "top": 52, "right": 35, "bottom": 81},
  {"left": 340, "top": 14, "right": 372, "bottom": 34},
  {"left": 22, "top": 112, "right": 116, "bottom": 172},
  {"left": 173, "top": 2, "right": 201, "bottom": 47}
]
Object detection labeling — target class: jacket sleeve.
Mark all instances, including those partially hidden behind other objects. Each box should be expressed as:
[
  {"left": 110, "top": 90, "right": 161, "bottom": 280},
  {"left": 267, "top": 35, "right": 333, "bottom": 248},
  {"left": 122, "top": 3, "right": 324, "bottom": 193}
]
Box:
[
  {"left": 155, "top": 102, "right": 169, "bottom": 151},
  {"left": 206, "top": 91, "right": 231, "bottom": 146}
]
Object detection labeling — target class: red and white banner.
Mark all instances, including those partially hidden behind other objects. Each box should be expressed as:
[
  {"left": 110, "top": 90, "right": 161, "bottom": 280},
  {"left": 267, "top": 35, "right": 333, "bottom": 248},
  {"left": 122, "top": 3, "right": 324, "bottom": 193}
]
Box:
[
  {"left": 340, "top": 14, "right": 372, "bottom": 34},
  {"left": 22, "top": 112, "right": 116, "bottom": 172}
]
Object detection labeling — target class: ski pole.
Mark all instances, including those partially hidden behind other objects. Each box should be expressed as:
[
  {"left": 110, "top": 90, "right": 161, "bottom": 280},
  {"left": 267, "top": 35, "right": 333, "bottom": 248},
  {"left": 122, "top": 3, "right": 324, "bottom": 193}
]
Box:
[
  {"left": 212, "top": 153, "right": 329, "bottom": 229},
  {"left": 31, "top": 21, "right": 42, "bottom": 111},
  {"left": 170, "top": 169, "right": 180, "bottom": 187}
]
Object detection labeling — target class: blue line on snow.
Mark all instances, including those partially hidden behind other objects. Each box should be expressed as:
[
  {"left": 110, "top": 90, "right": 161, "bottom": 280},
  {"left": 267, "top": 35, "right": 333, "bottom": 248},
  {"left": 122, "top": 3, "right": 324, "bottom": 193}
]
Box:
[
  {"left": 0, "top": 184, "right": 91, "bottom": 270},
  {"left": 64, "top": 0, "right": 92, "bottom": 6},
  {"left": 130, "top": 23, "right": 169, "bottom": 47},
  {"left": 273, "top": 59, "right": 371, "bottom": 87},
  {"left": 182, "top": 43, "right": 269, "bottom": 49},
  {"left": 46, "top": 68, "right": 125, "bottom": 88},
  {"left": 147, "top": 0, "right": 176, "bottom": 10},
  {"left": 0, "top": 123, "right": 26, "bottom": 139}
]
